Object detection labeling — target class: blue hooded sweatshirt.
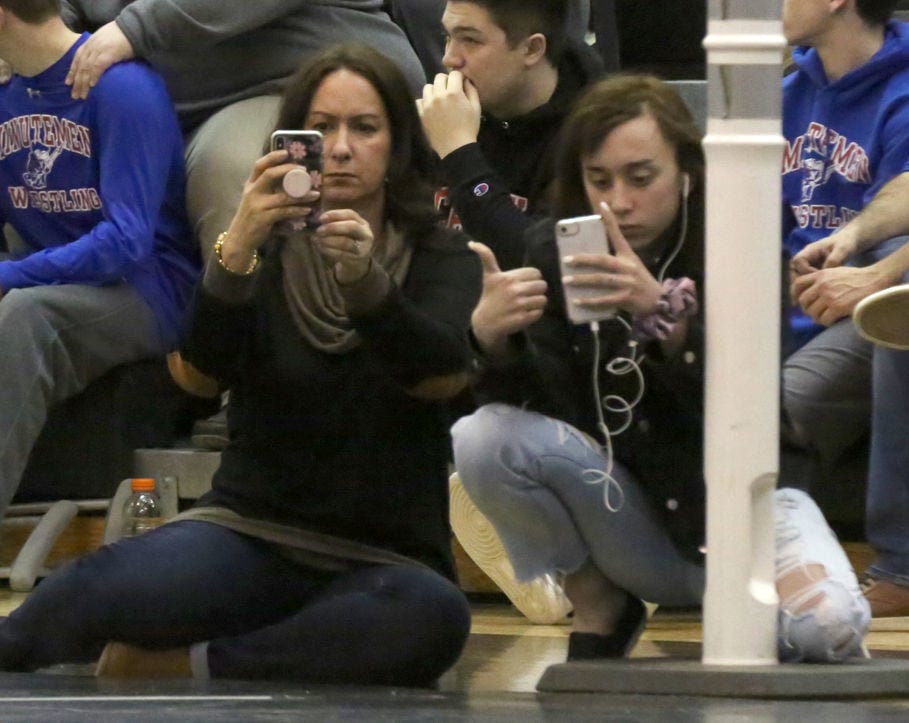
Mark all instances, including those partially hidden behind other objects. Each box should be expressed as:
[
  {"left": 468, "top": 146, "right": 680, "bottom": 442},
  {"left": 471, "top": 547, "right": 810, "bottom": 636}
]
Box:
[
  {"left": 0, "top": 34, "right": 200, "bottom": 348},
  {"left": 782, "top": 20, "right": 909, "bottom": 347}
]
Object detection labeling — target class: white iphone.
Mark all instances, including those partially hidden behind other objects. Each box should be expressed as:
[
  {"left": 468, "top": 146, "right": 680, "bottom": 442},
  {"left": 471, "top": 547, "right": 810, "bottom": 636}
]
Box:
[{"left": 554, "top": 214, "right": 616, "bottom": 324}]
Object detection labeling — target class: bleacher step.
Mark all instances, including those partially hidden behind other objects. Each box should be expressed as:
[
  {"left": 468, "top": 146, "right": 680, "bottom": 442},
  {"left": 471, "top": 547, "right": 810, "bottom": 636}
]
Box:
[{"left": 132, "top": 446, "right": 220, "bottom": 500}]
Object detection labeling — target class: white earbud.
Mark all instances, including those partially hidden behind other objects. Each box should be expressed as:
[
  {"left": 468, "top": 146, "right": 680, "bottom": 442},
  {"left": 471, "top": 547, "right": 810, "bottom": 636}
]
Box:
[{"left": 681, "top": 173, "right": 691, "bottom": 200}]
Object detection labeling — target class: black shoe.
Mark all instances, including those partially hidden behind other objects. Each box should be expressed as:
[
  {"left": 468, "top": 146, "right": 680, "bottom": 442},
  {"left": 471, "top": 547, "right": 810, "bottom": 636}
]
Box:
[{"left": 566, "top": 595, "right": 647, "bottom": 661}]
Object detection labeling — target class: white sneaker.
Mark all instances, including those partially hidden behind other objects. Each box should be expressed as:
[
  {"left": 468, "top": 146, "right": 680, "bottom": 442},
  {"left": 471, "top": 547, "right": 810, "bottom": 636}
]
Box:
[
  {"left": 449, "top": 473, "right": 572, "bottom": 624},
  {"left": 853, "top": 283, "right": 909, "bottom": 350},
  {"left": 774, "top": 488, "right": 870, "bottom": 662}
]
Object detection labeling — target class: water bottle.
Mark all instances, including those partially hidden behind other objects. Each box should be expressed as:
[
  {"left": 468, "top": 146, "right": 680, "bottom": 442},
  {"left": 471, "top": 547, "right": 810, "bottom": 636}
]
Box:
[{"left": 122, "top": 478, "right": 165, "bottom": 538}]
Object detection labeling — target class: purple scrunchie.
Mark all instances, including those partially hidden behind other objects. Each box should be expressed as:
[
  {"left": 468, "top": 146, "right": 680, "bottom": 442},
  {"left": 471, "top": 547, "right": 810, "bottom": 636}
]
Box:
[{"left": 631, "top": 277, "right": 698, "bottom": 342}]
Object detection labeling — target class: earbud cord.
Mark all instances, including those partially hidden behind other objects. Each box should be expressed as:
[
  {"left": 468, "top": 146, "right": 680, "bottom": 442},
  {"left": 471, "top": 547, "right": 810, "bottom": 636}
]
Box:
[
  {"left": 583, "top": 184, "right": 689, "bottom": 512},
  {"left": 587, "top": 320, "right": 625, "bottom": 511},
  {"left": 589, "top": 320, "right": 612, "bottom": 463},
  {"left": 586, "top": 318, "right": 645, "bottom": 513},
  {"left": 656, "top": 182, "right": 690, "bottom": 283}
]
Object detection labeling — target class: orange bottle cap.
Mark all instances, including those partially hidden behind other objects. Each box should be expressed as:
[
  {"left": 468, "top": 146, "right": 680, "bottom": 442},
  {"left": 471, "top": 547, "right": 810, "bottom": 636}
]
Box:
[{"left": 130, "top": 478, "right": 156, "bottom": 492}]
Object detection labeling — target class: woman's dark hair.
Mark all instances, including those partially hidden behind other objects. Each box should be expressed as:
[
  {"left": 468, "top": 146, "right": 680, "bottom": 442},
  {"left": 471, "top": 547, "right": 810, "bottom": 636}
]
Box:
[
  {"left": 271, "top": 42, "right": 438, "bottom": 235},
  {"left": 551, "top": 74, "right": 705, "bottom": 269}
]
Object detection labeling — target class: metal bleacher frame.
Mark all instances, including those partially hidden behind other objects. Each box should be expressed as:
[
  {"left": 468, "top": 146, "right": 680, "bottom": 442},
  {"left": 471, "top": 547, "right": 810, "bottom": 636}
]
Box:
[
  {"left": 1, "top": 447, "right": 219, "bottom": 593},
  {"left": 1, "top": 474, "right": 185, "bottom": 592}
]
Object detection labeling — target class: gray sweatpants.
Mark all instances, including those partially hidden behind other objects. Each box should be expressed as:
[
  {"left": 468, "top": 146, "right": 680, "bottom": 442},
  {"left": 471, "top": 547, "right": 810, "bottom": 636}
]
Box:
[
  {"left": 184, "top": 95, "right": 281, "bottom": 261},
  {"left": 0, "top": 282, "right": 164, "bottom": 514}
]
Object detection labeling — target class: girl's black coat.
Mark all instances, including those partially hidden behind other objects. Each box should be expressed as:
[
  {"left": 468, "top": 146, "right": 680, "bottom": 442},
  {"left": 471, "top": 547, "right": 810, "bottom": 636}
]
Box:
[{"left": 474, "top": 217, "right": 706, "bottom": 560}]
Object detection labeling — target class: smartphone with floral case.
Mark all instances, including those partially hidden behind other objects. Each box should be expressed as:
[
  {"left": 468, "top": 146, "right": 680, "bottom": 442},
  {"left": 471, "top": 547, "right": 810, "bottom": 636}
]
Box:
[{"left": 270, "top": 130, "right": 323, "bottom": 231}]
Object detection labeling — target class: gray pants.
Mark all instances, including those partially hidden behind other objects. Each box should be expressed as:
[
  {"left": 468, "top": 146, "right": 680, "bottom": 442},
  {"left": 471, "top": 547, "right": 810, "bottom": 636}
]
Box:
[
  {"left": 184, "top": 95, "right": 282, "bottom": 260},
  {"left": 0, "top": 282, "right": 164, "bottom": 514},
  {"left": 780, "top": 236, "right": 909, "bottom": 486},
  {"left": 782, "top": 318, "right": 872, "bottom": 474}
]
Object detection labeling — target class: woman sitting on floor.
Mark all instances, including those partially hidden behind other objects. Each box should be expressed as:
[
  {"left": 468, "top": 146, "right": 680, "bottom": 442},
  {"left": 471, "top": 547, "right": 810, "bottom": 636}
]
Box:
[{"left": 0, "top": 42, "right": 480, "bottom": 685}]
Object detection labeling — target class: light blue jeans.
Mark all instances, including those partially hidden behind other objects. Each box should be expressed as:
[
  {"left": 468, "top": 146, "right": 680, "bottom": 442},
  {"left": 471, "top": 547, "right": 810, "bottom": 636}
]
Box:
[
  {"left": 451, "top": 403, "right": 705, "bottom": 607},
  {"left": 451, "top": 404, "right": 869, "bottom": 661}
]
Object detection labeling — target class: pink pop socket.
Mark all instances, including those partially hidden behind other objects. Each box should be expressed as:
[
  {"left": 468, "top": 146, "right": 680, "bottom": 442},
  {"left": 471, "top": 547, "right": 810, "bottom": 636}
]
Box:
[{"left": 283, "top": 168, "right": 312, "bottom": 198}]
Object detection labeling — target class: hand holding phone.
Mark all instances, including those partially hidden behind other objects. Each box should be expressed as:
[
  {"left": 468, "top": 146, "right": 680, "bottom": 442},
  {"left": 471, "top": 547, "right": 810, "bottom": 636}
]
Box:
[
  {"left": 270, "top": 130, "right": 323, "bottom": 231},
  {"left": 555, "top": 214, "right": 616, "bottom": 324}
]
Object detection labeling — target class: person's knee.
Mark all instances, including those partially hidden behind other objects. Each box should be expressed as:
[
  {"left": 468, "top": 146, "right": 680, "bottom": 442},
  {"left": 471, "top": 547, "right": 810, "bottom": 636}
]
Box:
[
  {"left": 3, "top": 545, "right": 120, "bottom": 659},
  {"left": 184, "top": 95, "right": 281, "bottom": 255},
  {"left": 386, "top": 569, "right": 471, "bottom": 683},
  {"left": 0, "top": 288, "right": 59, "bottom": 344},
  {"left": 414, "top": 577, "right": 471, "bottom": 652},
  {"left": 452, "top": 404, "right": 523, "bottom": 484},
  {"left": 775, "top": 488, "right": 871, "bottom": 662},
  {"left": 777, "top": 580, "right": 870, "bottom": 662},
  {"left": 780, "top": 366, "right": 820, "bottom": 451}
]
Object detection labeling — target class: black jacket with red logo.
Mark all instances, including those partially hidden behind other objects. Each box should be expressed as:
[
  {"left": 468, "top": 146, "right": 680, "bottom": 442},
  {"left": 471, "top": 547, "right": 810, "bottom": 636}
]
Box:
[{"left": 435, "top": 41, "right": 604, "bottom": 270}]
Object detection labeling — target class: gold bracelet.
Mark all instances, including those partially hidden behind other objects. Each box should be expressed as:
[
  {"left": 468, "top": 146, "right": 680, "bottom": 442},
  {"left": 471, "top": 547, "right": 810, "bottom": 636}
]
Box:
[{"left": 213, "top": 231, "right": 259, "bottom": 275}]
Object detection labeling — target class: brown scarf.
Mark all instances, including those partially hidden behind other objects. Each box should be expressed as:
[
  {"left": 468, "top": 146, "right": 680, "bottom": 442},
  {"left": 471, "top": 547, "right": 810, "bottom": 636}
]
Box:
[{"left": 280, "top": 223, "right": 412, "bottom": 353}]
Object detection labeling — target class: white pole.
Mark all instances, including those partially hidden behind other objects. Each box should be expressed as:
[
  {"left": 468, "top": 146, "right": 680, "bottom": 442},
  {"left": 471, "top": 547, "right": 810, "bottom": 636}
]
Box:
[{"left": 702, "top": 1, "right": 787, "bottom": 665}]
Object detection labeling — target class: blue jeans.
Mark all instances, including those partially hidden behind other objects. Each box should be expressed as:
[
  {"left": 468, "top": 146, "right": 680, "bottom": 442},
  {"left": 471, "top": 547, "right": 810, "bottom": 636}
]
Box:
[
  {"left": 867, "top": 345, "right": 909, "bottom": 586},
  {"left": 0, "top": 521, "right": 471, "bottom": 685},
  {"left": 451, "top": 404, "right": 705, "bottom": 607}
]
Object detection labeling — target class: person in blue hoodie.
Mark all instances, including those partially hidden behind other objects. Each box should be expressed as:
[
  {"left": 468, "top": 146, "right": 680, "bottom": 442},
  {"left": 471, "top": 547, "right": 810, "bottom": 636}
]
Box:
[
  {"left": 0, "top": 1, "right": 199, "bottom": 516},
  {"left": 781, "top": 0, "right": 909, "bottom": 617}
]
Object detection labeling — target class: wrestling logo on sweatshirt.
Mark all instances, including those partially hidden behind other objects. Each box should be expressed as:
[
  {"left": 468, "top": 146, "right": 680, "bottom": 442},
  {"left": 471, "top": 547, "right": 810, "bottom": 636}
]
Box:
[
  {"left": 783, "top": 121, "right": 870, "bottom": 229},
  {"left": 0, "top": 114, "right": 101, "bottom": 212}
]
